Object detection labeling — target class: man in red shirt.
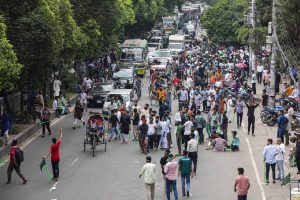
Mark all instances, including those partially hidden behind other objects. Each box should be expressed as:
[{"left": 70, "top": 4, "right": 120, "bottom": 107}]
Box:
[
  {"left": 7, "top": 139, "right": 27, "bottom": 184},
  {"left": 44, "top": 128, "right": 63, "bottom": 181},
  {"left": 234, "top": 168, "right": 250, "bottom": 200}
]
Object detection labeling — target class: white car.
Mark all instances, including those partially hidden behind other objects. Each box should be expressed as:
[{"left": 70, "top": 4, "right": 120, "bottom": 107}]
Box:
[
  {"left": 102, "top": 89, "right": 133, "bottom": 115},
  {"left": 153, "top": 49, "right": 172, "bottom": 63}
]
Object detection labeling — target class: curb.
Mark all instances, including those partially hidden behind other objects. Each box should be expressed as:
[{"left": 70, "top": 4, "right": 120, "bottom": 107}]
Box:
[{"left": 0, "top": 94, "right": 79, "bottom": 159}]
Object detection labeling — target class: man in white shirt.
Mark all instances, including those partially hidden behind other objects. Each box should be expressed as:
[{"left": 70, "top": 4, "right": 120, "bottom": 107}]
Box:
[
  {"left": 80, "top": 90, "right": 88, "bottom": 112},
  {"left": 161, "top": 117, "right": 171, "bottom": 149},
  {"left": 139, "top": 156, "right": 156, "bottom": 200},
  {"left": 184, "top": 116, "right": 193, "bottom": 150},
  {"left": 263, "top": 139, "right": 277, "bottom": 184},
  {"left": 257, "top": 64, "right": 264, "bottom": 84},
  {"left": 84, "top": 77, "right": 93, "bottom": 92},
  {"left": 147, "top": 118, "right": 156, "bottom": 150},
  {"left": 251, "top": 70, "right": 257, "bottom": 95},
  {"left": 187, "top": 133, "right": 198, "bottom": 175},
  {"left": 291, "top": 87, "right": 300, "bottom": 98},
  {"left": 275, "top": 138, "right": 285, "bottom": 180}
]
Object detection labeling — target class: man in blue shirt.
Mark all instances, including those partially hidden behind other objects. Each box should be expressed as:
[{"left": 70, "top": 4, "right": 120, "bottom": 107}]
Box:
[
  {"left": 277, "top": 111, "right": 288, "bottom": 144},
  {"left": 263, "top": 139, "right": 277, "bottom": 184}
]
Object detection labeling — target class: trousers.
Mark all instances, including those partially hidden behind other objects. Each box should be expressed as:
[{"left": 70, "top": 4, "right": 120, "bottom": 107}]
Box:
[
  {"left": 7, "top": 162, "right": 26, "bottom": 182},
  {"left": 51, "top": 160, "right": 60, "bottom": 179},
  {"left": 145, "top": 183, "right": 155, "bottom": 200}
]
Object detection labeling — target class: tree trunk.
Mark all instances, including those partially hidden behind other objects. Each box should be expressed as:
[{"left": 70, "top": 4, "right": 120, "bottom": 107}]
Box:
[{"left": 1, "top": 89, "right": 11, "bottom": 113}]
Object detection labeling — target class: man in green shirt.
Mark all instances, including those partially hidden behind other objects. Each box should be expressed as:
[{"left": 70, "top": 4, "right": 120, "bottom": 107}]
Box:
[
  {"left": 176, "top": 123, "right": 184, "bottom": 155},
  {"left": 178, "top": 150, "right": 193, "bottom": 197}
]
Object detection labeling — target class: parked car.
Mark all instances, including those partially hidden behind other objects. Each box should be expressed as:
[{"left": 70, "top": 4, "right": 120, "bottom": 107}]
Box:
[
  {"left": 87, "top": 81, "right": 115, "bottom": 108},
  {"left": 112, "top": 68, "right": 134, "bottom": 89},
  {"left": 102, "top": 89, "right": 133, "bottom": 116}
]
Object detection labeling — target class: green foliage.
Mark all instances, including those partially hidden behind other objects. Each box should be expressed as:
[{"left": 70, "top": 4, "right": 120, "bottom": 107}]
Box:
[
  {"left": 0, "top": 17, "right": 22, "bottom": 90},
  {"left": 201, "top": 0, "right": 248, "bottom": 44},
  {"left": 236, "top": 26, "right": 249, "bottom": 44}
]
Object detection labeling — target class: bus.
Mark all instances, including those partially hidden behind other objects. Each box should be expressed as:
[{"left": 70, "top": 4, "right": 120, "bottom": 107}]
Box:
[{"left": 120, "top": 39, "right": 148, "bottom": 76}]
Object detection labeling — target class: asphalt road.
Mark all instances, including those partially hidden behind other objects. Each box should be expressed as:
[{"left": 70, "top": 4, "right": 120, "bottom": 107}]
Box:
[{"left": 0, "top": 30, "right": 292, "bottom": 200}]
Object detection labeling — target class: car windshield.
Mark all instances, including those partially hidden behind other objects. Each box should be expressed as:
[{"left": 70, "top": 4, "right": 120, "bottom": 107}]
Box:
[
  {"left": 113, "top": 70, "right": 133, "bottom": 78},
  {"left": 168, "top": 43, "right": 182, "bottom": 49},
  {"left": 106, "top": 94, "right": 130, "bottom": 102},
  {"left": 94, "top": 84, "right": 113, "bottom": 92},
  {"left": 155, "top": 51, "right": 171, "bottom": 58},
  {"left": 148, "top": 43, "right": 158, "bottom": 48}
]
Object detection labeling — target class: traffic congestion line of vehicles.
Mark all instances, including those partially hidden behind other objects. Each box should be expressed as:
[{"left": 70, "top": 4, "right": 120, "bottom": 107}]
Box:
[{"left": 87, "top": 2, "right": 201, "bottom": 115}]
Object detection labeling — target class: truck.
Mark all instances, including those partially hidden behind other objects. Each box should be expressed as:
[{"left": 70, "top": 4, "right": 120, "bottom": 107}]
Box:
[{"left": 168, "top": 35, "right": 185, "bottom": 57}]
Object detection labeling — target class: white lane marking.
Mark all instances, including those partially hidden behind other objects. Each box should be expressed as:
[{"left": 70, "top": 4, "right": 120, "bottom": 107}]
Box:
[
  {"left": 49, "top": 181, "right": 59, "bottom": 192},
  {"left": 245, "top": 138, "right": 266, "bottom": 200},
  {"left": 241, "top": 120, "right": 246, "bottom": 133},
  {"left": 0, "top": 114, "right": 69, "bottom": 168},
  {"left": 70, "top": 157, "right": 78, "bottom": 166}
]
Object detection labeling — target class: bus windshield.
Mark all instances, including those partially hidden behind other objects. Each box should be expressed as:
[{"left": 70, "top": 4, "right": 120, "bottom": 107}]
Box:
[{"left": 121, "top": 48, "right": 144, "bottom": 62}]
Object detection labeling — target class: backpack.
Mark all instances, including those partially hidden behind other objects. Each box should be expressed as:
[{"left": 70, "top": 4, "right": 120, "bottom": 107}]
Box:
[{"left": 15, "top": 147, "right": 24, "bottom": 163}]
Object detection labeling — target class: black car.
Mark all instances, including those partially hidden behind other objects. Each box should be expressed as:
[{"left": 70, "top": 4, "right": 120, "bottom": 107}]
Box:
[{"left": 87, "top": 82, "right": 115, "bottom": 108}]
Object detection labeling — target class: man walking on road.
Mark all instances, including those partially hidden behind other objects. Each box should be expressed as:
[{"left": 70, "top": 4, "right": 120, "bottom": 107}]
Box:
[
  {"left": 234, "top": 168, "right": 250, "bottom": 200},
  {"left": 263, "top": 138, "right": 277, "bottom": 184},
  {"left": 139, "top": 156, "right": 156, "bottom": 200},
  {"left": 43, "top": 128, "right": 63, "bottom": 181},
  {"left": 275, "top": 138, "right": 285, "bottom": 180},
  {"left": 164, "top": 154, "right": 179, "bottom": 200},
  {"left": 178, "top": 150, "right": 193, "bottom": 197},
  {"left": 187, "top": 133, "right": 198, "bottom": 176},
  {"left": 246, "top": 101, "right": 259, "bottom": 136},
  {"left": 7, "top": 139, "right": 27, "bottom": 184},
  {"left": 41, "top": 106, "right": 52, "bottom": 137}
]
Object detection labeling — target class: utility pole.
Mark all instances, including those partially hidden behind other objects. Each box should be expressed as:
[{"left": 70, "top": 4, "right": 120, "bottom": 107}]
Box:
[
  {"left": 249, "top": 0, "right": 256, "bottom": 73},
  {"left": 269, "top": 0, "right": 277, "bottom": 106}
]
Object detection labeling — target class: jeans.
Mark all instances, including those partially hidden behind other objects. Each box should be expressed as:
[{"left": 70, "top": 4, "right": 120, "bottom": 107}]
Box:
[
  {"left": 257, "top": 72, "right": 262, "bottom": 83},
  {"left": 166, "top": 179, "right": 178, "bottom": 200},
  {"left": 238, "top": 195, "right": 247, "bottom": 200},
  {"left": 252, "top": 83, "right": 256, "bottom": 94},
  {"left": 145, "top": 183, "right": 155, "bottom": 200},
  {"left": 51, "top": 160, "right": 60, "bottom": 179},
  {"left": 183, "top": 135, "right": 190, "bottom": 150},
  {"left": 237, "top": 112, "right": 243, "bottom": 128},
  {"left": 181, "top": 174, "right": 190, "bottom": 194},
  {"left": 188, "top": 152, "right": 198, "bottom": 173},
  {"left": 276, "top": 160, "right": 284, "bottom": 180},
  {"left": 148, "top": 135, "right": 155, "bottom": 149},
  {"left": 109, "top": 126, "right": 119, "bottom": 140},
  {"left": 197, "top": 128, "right": 204, "bottom": 144},
  {"left": 7, "top": 162, "right": 26, "bottom": 182},
  {"left": 247, "top": 117, "right": 255, "bottom": 135},
  {"left": 265, "top": 162, "right": 276, "bottom": 181}
]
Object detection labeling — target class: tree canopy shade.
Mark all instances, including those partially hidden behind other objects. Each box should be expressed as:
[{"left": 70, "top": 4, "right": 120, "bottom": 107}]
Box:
[
  {"left": 0, "top": 16, "right": 22, "bottom": 90},
  {"left": 201, "top": 0, "right": 248, "bottom": 44}
]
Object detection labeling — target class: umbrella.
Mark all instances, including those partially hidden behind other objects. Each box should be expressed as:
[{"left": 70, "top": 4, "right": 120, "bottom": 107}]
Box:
[{"left": 235, "top": 63, "right": 247, "bottom": 68}]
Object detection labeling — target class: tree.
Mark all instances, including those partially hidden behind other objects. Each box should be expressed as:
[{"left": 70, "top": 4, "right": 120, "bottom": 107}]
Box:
[
  {"left": 0, "top": 16, "right": 23, "bottom": 111},
  {"left": 201, "top": 0, "right": 248, "bottom": 44},
  {"left": 0, "top": 16, "right": 22, "bottom": 91}
]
